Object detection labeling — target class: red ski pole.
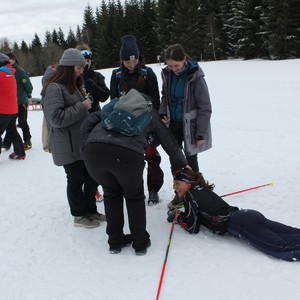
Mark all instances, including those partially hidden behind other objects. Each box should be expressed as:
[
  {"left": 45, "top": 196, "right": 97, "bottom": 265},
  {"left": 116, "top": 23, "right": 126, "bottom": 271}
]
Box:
[
  {"left": 220, "top": 182, "right": 273, "bottom": 198},
  {"left": 156, "top": 210, "right": 179, "bottom": 300}
]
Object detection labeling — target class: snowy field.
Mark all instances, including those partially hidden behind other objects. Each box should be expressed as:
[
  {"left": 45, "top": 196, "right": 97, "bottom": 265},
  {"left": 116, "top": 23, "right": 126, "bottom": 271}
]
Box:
[{"left": 1, "top": 59, "right": 300, "bottom": 300}]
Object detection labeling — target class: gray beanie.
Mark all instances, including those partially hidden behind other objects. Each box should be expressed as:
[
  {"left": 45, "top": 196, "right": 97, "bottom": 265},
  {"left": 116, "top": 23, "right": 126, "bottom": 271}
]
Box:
[
  {"left": 0, "top": 53, "right": 10, "bottom": 64},
  {"left": 59, "top": 48, "right": 86, "bottom": 67},
  {"left": 120, "top": 35, "right": 139, "bottom": 61}
]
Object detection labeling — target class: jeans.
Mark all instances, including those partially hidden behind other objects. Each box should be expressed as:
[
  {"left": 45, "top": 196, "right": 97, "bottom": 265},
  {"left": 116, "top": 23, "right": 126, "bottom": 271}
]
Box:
[{"left": 227, "top": 209, "right": 300, "bottom": 261}]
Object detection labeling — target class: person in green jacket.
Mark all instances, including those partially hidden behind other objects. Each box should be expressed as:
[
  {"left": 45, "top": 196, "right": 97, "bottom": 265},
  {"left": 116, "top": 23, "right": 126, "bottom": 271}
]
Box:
[{"left": 2, "top": 53, "right": 33, "bottom": 151}]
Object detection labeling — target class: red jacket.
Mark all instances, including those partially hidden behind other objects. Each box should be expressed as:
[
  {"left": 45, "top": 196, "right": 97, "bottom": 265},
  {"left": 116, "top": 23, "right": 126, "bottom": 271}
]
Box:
[{"left": 0, "top": 64, "right": 18, "bottom": 114}]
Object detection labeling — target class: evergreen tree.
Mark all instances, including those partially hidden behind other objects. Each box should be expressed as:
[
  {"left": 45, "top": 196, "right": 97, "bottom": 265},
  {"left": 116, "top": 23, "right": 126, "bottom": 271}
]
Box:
[
  {"left": 66, "top": 29, "right": 77, "bottom": 48},
  {"left": 138, "top": 0, "right": 159, "bottom": 63},
  {"left": 51, "top": 29, "right": 59, "bottom": 45},
  {"left": 57, "top": 27, "right": 67, "bottom": 49},
  {"left": 44, "top": 30, "right": 52, "bottom": 46},
  {"left": 156, "top": 0, "right": 177, "bottom": 51},
  {"left": 20, "top": 40, "right": 29, "bottom": 53},
  {"left": 199, "top": 0, "right": 225, "bottom": 60},
  {"left": 262, "top": 0, "right": 300, "bottom": 59},
  {"left": 235, "top": 0, "right": 266, "bottom": 59},
  {"left": 172, "top": 0, "right": 203, "bottom": 60},
  {"left": 82, "top": 4, "right": 97, "bottom": 50},
  {"left": 30, "top": 33, "right": 44, "bottom": 76}
]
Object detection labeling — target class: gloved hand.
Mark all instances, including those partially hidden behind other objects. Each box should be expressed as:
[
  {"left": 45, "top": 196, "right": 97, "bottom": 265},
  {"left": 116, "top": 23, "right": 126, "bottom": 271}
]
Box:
[{"left": 167, "top": 209, "right": 177, "bottom": 223}]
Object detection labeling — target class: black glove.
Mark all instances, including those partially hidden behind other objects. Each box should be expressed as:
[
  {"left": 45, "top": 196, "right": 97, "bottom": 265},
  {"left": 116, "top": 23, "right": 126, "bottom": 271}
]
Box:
[{"left": 167, "top": 209, "right": 177, "bottom": 223}]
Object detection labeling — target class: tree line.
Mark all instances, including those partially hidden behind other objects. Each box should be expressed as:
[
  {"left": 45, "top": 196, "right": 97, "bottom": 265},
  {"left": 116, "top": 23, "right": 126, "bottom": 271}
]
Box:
[{"left": 1, "top": 0, "right": 299, "bottom": 76}]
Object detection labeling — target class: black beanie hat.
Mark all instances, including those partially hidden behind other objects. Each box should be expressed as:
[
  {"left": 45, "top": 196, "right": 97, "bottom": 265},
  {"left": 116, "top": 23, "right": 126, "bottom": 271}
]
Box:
[{"left": 120, "top": 35, "right": 139, "bottom": 61}]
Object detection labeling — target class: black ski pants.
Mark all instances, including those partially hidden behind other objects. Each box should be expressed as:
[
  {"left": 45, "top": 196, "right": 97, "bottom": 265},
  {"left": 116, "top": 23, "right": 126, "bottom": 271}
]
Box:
[
  {"left": 63, "top": 160, "right": 98, "bottom": 217},
  {"left": 83, "top": 142, "right": 150, "bottom": 251},
  {"left": 4, "top": 104, "right": 32, "bottom": 145},
  {"left": 0, "top": 113, "right": 25, "bottom": 156}
]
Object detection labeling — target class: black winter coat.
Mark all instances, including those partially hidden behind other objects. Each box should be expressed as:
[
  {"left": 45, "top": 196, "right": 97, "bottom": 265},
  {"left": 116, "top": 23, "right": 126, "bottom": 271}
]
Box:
[
  {"left": 110, "top": 64, "right": 160, "bottom": 110},
  {"left": 84, "top": 66, "right": 110, "bottom": 112},
  {"left": 178, "top": 185, "right": 239, "bottom": 234}
]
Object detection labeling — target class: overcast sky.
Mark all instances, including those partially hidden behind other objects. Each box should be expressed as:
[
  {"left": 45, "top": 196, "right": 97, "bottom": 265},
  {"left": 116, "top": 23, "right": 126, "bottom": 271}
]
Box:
[{"left": 0, "top": 1, "right": 103, "bottom": 45}]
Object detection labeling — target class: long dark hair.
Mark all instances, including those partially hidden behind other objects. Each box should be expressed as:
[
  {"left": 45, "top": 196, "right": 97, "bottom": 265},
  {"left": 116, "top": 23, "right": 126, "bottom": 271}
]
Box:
[
  {"left": 119, "top": 61, "right": 146, "bottom": 94},
  {"left": 41, "top": 65, "right": 84, "bottom": 96},
  {"left": 182, "top": 168, "right": 215, "bottom": 190},
  {"left": 164, "top": 44, "right": 191, "bottom": 62}
]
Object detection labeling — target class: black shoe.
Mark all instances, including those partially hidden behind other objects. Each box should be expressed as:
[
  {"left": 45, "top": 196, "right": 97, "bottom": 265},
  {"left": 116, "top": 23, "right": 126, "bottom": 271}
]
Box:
[
  {"left": 109, "top": 234, "right": 132, "bottom": 254},
  {"left": 148, "top": 190, "right": 159, "bottom": 206},
  {"left": 135, "top": 240, "right": 151, "bottom": 256}
]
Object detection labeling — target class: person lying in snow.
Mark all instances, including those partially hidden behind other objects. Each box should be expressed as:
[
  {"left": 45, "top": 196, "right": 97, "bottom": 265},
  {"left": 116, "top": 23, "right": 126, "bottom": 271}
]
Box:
[{"left": 167, "top": 168, "right": 300, "bottom": 261}]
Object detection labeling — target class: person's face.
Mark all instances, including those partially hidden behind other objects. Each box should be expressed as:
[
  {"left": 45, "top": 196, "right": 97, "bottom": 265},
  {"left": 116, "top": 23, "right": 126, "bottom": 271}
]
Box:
[
  {"left": 8, "top": 58, "right": 15, "bottom": 65},
  {"left": 123, "top": 59, "right": 139, "bottom": 71},
  {"left": 166, "top": 58, "right": 186, "bottom": 75},
  {"left": 74, "top": 66, "right": 85, "bottom": 77},
  {"left": 85, "top": 58, "right": 92, "bottom": 68},
  {"left": 173, "top": 180, "right": 190, "bottom": 197}
]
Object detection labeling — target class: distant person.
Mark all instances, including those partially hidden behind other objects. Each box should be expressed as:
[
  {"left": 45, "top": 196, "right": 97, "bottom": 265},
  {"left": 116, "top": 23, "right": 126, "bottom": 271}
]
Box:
[
  {"left": 80, "top": 49, "right": 110, "bottom": 112},
  {"left": 81, "top": 89, "right": 190, "bottom": 255},
  {"left": 168, "top": 168, "right": 300, "bottom": 262},
  {"left": 2, "top": 52, "right": 33, "bottom": 151},
  {"left": 0, "top": 53, "right": 26, "bottom": 160},
  {"left": 41, "top": 48, "right": 105, "bottom": 228},
  {"left": 110, "top": 35, "right": 163, "bottom": 205},
  {"left": 159, "top": 44, "right": 212, "bottom": 209}
]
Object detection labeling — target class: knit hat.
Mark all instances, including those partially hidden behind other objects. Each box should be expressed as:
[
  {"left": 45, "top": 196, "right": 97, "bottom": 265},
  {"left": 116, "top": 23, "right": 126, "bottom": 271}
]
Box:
[
  {"left": 59, "top": 48, "right": 86, "bottom": 67},
  {"left": 173, "top": 168, "right": 195, "bottom": 183},
  {"left": 0, "top": 53, "right": 10, "bottom": 64},
  {"left": 120, "top": 35, "right": 139, "bottom": 61}
]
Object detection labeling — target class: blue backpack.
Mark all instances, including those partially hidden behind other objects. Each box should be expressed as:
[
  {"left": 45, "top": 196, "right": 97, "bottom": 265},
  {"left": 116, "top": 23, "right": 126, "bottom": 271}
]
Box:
[{"left": 102, "top": 89, "right": 152, "bottom": 136}]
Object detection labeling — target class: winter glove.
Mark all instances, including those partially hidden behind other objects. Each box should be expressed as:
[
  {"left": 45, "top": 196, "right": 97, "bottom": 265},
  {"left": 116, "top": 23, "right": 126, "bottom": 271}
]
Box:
[{"left": 167, "top": 209, "right": 177, "bottom": 223}]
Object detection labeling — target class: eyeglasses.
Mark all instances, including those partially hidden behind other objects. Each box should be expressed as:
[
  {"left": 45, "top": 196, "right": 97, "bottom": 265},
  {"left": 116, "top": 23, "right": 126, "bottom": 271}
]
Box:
[{"left": 80, "top": 50, "right": 93, "bottom": 59}]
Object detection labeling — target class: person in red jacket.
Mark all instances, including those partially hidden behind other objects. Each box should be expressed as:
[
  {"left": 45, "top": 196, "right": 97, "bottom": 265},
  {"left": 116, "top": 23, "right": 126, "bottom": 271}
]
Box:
[{"left": 0, "top": 53, "right": 25, "bottom": 160}]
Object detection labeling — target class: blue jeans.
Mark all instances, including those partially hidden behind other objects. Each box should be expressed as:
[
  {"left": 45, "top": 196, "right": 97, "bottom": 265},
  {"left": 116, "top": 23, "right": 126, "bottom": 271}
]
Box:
[{"left": 227, "top": 209, "right": 300, "bottom": 261}]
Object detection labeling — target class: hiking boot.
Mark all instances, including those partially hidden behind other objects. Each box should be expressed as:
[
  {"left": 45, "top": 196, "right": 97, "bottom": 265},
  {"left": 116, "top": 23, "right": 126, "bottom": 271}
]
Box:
[
  {"left": 167, "top": 194, "right": 183, "bottom": 209},
  {"left": 24, "top": 140, "right": 32, "bottom": 151},
  {"left": 148, "top": 190, "right": 159, "bottom": 206},
  {"left": 109, "top": 234, "right": 132, "bottom": 254},
  {"left": 135, "top": 240, "right": 151, "bottom": 256},
  {"left": 1, "top": 143, "right": 11, "bottom": 151},
  {"left": 9, "top": 153, "right": 26, "bottom": 160},
  {"left": 88, "top": 212, "right": 106, "bottom": 222},
  {"left": 74, "top": 215, "right": 100, "bottom": 228}
]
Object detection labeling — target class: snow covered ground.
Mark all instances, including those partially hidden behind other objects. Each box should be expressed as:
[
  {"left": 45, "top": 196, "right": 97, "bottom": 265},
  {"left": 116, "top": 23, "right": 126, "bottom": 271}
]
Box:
[{"left": 1, "top": 59, "right": 300, "bottom": 300}]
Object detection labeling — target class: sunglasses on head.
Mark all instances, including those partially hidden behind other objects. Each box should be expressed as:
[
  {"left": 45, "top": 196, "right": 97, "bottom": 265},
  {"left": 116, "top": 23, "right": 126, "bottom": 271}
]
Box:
[{"left": 80, "top": 50, "right": 93, "bottom": 59}]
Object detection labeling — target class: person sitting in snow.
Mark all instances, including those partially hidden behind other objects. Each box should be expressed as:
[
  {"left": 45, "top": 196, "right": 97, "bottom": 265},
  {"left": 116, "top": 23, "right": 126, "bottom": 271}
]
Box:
[{"left": 167, "top": 168, "right": 300, "bottom": 261}]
